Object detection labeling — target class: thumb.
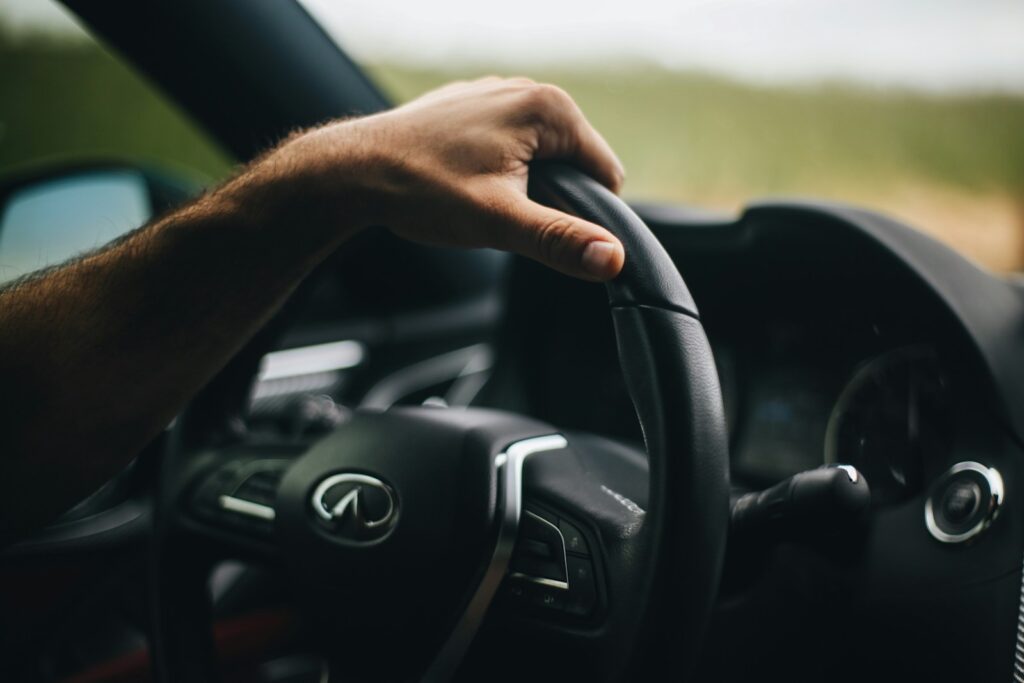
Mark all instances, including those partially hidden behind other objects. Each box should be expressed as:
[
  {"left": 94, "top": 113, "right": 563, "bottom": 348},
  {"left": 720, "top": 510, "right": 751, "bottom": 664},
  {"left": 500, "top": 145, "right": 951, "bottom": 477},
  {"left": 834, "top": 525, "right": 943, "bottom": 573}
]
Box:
[{"left": 503, "top": 198, "right": 625, "bottom": 282}]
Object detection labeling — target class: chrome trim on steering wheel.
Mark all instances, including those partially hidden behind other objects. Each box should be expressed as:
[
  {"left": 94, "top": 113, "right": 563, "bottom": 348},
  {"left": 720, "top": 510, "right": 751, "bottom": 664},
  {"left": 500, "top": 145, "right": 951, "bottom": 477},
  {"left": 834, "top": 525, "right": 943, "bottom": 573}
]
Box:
[
  {"left": 218, "top": 495, "right": 276, "bottom": 521},
  {"left": 422, "top": 434, "right": 568, "bottom": 682}
]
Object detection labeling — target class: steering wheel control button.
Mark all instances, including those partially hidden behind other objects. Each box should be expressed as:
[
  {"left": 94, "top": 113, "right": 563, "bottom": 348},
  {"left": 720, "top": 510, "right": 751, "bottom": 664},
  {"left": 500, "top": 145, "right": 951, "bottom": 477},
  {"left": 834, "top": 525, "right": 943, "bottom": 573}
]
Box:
[
  {"left": 310, "top": 472, "right": 398, "bottom": 542},
  {"left": 565, "top": 556, "right": 598, "bottom": 617},
  {"left": 925, "top": 461, "right": 1004, "bottom": 543},
  {"left": 941, "top": 480, "right": 981, "bottom": 524},
  {"left": 530, "top": 585, "right": 567, "bottom": 612},
  {"left": 192, "top": 457, "right": 292, "bottom": 534},
  {"left": 233, "top": 468, "right": 285, "bottom": 506},
  {"left": 509, "top": 509, "right": 569, "bottom": 586},
  {"left": 503, "top": 506, "right": 604, "bottom": 620},
  {"left": 521, "top": 538, "right": 555, "bottom": 559},
  {"left": 559, "top": 519, "right": 591, "bottom": 556}
]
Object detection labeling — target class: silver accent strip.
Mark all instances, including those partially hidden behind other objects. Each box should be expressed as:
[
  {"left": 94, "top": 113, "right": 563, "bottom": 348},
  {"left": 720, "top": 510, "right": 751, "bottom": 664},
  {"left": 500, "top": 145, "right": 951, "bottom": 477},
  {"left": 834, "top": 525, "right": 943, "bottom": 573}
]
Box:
[
  {"left": 925, "top": 461, "right": 1004, "bottom": 544},
  {"left": 218, "top": 495, "right": 276, "bottom": 521},
  {"left": 836, "top": 464, "right": 859, "bottom": 483},
  {"left": 508, "top": 511, "right": 570, "bottom": 590},
  {"left": 258, "top": 340, "right": 365, "bottom": 382},
  {"left": 422, "top": 434, "right": 568, "bottom": 682},
  {"left": 508, "top": 575, "right": 568, "bottom": 590}
]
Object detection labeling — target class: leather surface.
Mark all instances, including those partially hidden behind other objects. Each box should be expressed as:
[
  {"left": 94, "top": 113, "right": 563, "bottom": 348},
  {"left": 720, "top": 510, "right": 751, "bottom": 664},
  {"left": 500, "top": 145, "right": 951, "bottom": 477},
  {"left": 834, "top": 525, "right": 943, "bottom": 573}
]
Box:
[
  {"left": 608, "top": 306, "right": 730, "bottom": 678},
  {"left": 529, "top": 162, "right": 699, "bottom": 317},
  {"left": 528, "top": 163, "right": 730, "bottom": 680}
]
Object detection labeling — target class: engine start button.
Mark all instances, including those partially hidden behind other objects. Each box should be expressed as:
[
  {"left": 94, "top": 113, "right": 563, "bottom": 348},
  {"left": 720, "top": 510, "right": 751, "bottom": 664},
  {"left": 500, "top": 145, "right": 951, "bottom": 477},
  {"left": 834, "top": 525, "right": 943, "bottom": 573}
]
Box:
[
  {"left": 941, "top": 479, "right": 982, "bottom": 524},
  {"left": 925, "top": 462, "right": 1003, "bottom": 543}
]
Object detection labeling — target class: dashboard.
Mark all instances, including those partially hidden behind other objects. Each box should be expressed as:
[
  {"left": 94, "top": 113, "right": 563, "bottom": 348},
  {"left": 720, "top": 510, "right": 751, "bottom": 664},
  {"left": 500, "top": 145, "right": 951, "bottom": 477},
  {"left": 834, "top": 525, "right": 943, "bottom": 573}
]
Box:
[
  {"left": 477, "top": 198, "right": 1024, "bottom": 680},
  {"left": 481, "top": 199, "right": 1019, "bottom": 500}
]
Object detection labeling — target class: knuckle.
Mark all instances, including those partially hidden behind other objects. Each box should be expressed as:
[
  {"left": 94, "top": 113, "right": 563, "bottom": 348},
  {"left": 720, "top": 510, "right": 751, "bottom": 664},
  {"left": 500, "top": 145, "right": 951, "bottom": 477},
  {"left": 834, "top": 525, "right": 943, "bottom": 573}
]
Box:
[
  {"left": 535, "top": 216, "right": 580, "bottom": 264},
  {"left": 507, "top": 76, "right": 537, "bottom": 87},
  {"left": 542, "top": 83, "right": 574, "bottom": 110},
  {"left": 523, "top": 83, "right": 567, "bottom": 112}
]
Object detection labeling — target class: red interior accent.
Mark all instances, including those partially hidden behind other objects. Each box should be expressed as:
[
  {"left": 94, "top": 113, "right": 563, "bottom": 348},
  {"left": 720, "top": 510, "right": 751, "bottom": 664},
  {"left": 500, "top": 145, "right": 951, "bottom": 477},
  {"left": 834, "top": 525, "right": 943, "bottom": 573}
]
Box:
[{"left": 59, "top": 607, "right": 299, "bottom": 683}]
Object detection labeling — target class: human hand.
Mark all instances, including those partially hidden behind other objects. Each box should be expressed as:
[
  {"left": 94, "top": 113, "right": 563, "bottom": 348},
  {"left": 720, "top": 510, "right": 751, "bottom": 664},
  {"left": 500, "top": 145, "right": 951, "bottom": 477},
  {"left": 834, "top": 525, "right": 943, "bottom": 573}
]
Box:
[{"left": 280, "top": 77, "right": 626, "bottom": 281}]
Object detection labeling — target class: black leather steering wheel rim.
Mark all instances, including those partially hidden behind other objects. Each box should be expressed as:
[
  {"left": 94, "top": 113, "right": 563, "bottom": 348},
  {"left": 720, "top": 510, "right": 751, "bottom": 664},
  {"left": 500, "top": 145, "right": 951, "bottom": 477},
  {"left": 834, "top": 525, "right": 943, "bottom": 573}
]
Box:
[
  {"left": 150, "top": 162, "right": 730, "bottom": 682},
  {"left": 528, "top": 162, "right": 730, "bottom": 677}
]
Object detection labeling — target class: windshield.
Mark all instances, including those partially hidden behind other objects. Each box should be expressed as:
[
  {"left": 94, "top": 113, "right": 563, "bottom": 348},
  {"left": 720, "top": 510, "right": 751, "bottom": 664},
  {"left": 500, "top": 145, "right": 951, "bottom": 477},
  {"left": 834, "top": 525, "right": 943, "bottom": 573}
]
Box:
[{"left": 302, "top": 0, "right": 1024, "bottom": 273}]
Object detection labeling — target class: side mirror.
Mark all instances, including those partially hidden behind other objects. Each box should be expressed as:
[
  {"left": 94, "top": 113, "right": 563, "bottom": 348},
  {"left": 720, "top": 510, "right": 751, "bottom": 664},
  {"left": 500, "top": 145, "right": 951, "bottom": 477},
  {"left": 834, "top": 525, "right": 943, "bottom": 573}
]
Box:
[{"left": 0, "top": 163, "right": 197, "bottom": 284}]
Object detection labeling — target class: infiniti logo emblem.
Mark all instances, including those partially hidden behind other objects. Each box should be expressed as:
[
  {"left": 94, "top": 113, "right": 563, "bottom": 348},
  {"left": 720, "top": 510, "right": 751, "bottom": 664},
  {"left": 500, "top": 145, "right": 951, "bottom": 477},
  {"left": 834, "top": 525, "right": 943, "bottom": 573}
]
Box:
[{"left": 311, "top": 473, "right": 398, "bottom": 540}]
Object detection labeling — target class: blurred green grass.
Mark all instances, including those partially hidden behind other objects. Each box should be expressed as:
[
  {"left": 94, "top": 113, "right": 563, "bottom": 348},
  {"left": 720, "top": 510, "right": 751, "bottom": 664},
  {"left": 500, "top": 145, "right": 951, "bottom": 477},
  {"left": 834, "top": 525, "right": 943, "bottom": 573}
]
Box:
[
  {"left": 368, "top": 63, "right": 1024, "bottom": 203},
  {"left": 0, "top": 34, "right": 234, "bottom": 182},
  {"left": 2, "top": 34, "right": 1022, "bottom": 268},
  {"left": 370, "top": 63, "right": 1024, "bottom": 270}
]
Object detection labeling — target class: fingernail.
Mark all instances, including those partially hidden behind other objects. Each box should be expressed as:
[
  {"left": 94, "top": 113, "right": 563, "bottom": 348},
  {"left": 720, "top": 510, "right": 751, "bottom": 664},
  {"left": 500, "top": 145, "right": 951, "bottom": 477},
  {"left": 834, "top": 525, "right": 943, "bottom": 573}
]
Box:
[{"left": 581, "top": 241, "right": 621, "bottom": 280}]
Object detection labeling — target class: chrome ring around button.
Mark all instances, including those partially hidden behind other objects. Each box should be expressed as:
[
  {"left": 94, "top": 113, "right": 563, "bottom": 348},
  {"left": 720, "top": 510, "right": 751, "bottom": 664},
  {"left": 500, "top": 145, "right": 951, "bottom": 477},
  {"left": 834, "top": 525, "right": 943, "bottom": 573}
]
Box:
[{"left": 925, "top": 461, "right": 1004, "bottom": 544}]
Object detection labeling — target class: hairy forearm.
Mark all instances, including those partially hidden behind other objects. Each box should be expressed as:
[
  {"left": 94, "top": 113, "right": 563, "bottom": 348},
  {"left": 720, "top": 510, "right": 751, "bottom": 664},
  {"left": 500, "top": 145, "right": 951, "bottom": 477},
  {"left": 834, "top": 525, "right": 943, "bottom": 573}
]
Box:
[
  {"left": 0, "top": 76, "right": 628, "bottom": 540},
  {"left": 0, "top": 126, "right": 373, "bottom": 537}
]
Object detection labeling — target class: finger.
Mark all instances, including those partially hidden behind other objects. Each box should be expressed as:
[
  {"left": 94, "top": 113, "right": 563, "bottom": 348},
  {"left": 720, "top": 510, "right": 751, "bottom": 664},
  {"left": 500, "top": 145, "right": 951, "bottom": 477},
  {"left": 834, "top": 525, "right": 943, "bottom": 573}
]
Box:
[
  {"left": 496, "top": 196, "right": 625, "bottom": 282},
  {"left": 573, "top": 119, "right": 625, "bottom": 194},
  {"left": 519, "top": 84, "right": 626, "bottom": 194}
]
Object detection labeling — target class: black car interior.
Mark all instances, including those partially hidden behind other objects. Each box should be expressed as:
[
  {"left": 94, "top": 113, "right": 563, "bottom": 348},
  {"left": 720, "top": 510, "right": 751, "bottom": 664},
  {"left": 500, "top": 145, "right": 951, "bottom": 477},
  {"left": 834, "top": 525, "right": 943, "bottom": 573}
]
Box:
[{"left": 2, "top": 1, "right": 1023, "bottom": 682}]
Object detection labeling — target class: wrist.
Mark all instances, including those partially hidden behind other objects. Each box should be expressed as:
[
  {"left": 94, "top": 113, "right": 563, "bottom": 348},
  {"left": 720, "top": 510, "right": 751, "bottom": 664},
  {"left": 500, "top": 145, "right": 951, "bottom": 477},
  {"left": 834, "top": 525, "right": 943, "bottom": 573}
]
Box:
[{"left": 224, "top": 118, "right": 390, "bottom": 251}]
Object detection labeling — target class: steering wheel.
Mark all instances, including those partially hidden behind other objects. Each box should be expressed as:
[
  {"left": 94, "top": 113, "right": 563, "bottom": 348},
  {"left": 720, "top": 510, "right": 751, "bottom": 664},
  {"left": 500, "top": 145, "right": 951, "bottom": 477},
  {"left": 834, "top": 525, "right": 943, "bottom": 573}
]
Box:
[{"left": 150, "top": 163, "right": 730, "bottom": 682}]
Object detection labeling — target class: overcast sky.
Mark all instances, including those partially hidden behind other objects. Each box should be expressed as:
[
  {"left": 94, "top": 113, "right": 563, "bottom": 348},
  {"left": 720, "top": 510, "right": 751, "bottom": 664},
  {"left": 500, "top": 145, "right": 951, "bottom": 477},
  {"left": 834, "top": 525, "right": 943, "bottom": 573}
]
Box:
[{"left": 6, "top": 0, "right": 1024, "bottom": 93}]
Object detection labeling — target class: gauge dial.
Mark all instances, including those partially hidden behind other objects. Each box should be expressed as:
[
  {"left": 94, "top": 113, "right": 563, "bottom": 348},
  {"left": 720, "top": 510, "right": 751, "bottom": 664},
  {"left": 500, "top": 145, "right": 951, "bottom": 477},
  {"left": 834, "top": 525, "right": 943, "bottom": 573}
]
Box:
[{"left": 824, "top": 346, "right": 951, "bottom": 504}]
